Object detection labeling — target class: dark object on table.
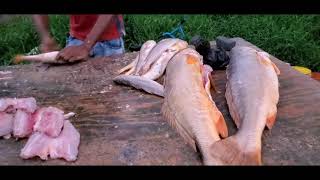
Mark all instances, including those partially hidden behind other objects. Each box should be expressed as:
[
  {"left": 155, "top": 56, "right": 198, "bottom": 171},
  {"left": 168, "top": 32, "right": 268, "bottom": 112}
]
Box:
[
  {"left": 216, "top": 36, "right": 236, "bottom": 51},
  {"left": 189, "top": 35, "right": 236, "bottom": 70}
]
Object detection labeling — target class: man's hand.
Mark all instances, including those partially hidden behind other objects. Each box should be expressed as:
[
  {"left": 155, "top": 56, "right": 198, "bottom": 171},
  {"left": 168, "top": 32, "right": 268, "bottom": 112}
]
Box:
[
  {"left": 40, "top": 37, "right": 60, "bottom": 53},
  {"left": 56, "top": 44, "right": 91, "bottom": 62}
]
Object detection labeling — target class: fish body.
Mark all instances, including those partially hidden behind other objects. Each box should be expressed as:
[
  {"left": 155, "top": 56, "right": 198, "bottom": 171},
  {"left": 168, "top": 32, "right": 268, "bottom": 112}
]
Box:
[
  {"left": 138, "top": 38, "right": 186, "bottom": 75},
  {"left": 161, "top": 48, "right": 228, "bottom": 165},
  {"left": 210, "top": 46, "right": 280, "bottom": 165},
  {"left": 14, "top": 51, "right": 63, "bottom": 64},
  {"left": 118, "top": 40, "right": 157, "bottom": 75},
  {"left": 113, "top": 75, "right": 164, "bottom": 97},
  {"left": 134, "top": 40, "right": 157, "bottom": 75},
  {"left": 141, "top": 40, "right": 188, "bottom": 80}
]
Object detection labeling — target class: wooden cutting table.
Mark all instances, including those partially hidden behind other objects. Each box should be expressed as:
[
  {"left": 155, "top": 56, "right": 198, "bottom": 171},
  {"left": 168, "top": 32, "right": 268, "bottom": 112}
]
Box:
[{"left": 0, "top": 38, "right": 319, "bottom": 165}]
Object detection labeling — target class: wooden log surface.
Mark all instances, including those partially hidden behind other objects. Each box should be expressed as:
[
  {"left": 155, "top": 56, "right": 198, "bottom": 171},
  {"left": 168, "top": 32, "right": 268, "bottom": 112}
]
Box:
[{"left": 0, "top": 38, "right": 319, "bottom": 165}]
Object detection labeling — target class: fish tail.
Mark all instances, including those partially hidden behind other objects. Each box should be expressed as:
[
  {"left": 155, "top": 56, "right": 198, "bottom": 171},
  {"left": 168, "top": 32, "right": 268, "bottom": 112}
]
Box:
[
  {"left": 206, "top": 135, "right": 262, "bottom": 165},
  {"left": 266, "top": 109, "right": 277, "bottom": 130},
  {"left": 13, "top": 54, "right": 24, "bottom": 64}
]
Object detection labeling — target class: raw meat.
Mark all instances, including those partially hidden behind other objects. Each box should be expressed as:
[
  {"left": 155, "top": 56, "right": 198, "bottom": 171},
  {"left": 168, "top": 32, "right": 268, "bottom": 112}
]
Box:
[
  {"left": 33, "top": 107, "right": 65, "bottom": 137},
  {"left": 13, "top": 110, "right": 34, "bottom": 138},
  {"left": 0, "top": 112, "right": 14, "bottom": 138},
  {"left": 20, "top": 132, "right": 51, "bottom": 160},
  {"left": 49, "top": 120, "right": 80, "bottom": 161}
]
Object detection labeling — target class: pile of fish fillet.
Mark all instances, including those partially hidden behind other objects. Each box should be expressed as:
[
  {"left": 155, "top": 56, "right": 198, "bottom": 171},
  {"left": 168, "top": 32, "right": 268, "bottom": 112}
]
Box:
[
  {"left": 0, "top": 97, "right": 80, "bottom": 162},
  {"left": 115, "top": 38, "right": 281, "bottom": 165}
]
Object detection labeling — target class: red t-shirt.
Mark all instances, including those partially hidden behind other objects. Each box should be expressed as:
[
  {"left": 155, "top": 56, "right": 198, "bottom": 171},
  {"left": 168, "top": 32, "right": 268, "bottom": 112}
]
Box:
[{"left": 69, "top": 15, "right": 124, "bottom": 41}]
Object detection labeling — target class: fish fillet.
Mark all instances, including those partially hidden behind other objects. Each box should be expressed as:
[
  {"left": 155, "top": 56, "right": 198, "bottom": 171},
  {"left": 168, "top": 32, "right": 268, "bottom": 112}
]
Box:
[
  {"left": 20, "top": 131, "right": 51, "bottom": 160},
  {"left": 0, "top": 112, "right": 14, "bottom": 138},
  {"left": 33, "top": 107, "right": 65, "bottom": 137},
  {"left": 13, "top": 110, "right": 35, "bottom": 138},
  {"left": 161, "top": 48, "right": 228, "bottom": 165},
  {"left": 20, "top": 120, "right": 80, "bottom": 162},
  {"left": 0, "top": 97, "right": 37, "bottom": 113},
  {"left": 210, "top": 46, "right": 280, "bottom": 165},
  {"left": 49, "top": 120, "right": 80, "bottom": 161}
]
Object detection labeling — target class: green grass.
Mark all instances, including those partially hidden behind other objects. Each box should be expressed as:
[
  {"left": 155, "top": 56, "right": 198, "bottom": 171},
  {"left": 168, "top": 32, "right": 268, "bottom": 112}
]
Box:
[{"left": 1, "top": 15, "right": 319, "bottom": 71}]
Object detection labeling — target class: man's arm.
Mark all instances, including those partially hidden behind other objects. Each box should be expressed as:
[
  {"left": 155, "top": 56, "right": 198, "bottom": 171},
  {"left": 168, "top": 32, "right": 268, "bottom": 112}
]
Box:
[
  {"left": 32, "top": 15, "right": 60, "bottom": 52},
  {"left": 57, "top": 15, "right": 114, "bottom": 62},
  {"left": 83, "top": 15, "right": 114, "bottom": 50}
]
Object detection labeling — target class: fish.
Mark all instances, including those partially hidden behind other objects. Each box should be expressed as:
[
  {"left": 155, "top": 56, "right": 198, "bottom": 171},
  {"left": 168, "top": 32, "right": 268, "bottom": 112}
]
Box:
[
  {"left": 48, "top": 120, "right": 80, "bottom": 162},
  {"left": 113, "top": 75, "right": 164, "bottom": 97},
  {"left": 141, "top": 40, "right": 188, "bottom": 80},
  {"left": 117, "top": 40, "right": 157, "bottom": 75},
  {"left": 14, "top": 51, "right": 65, "bottom": 64},
  {"left": 161, "top": 48, "right": 228, "bottom": 165},
  {"left": 138, "top": 38, "right": 186, "bottom": 75},
  {"left": 209, "top": 46, "right": 280, "bottom": 165},
  {"left": 133, "top": 40, "right": 157, "bottom": 75}
]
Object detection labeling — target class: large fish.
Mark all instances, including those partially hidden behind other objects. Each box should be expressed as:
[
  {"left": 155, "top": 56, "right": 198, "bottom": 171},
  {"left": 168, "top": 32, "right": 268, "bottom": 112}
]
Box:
[
  {"left": 210, "top": 46, "right": 280, "bottom": 165},
  {"left": 161, "top": 48, "right": 228, "bottom": 165}
]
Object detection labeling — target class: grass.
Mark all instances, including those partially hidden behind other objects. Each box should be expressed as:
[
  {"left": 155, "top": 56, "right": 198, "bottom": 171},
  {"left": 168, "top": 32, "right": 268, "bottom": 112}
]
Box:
[{"left": 0, "top": 15, "right": 319, "bottom": 71}]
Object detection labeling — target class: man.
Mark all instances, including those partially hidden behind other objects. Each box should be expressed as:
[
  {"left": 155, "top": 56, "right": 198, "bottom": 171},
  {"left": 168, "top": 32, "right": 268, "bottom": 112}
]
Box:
[{"left": 32, "top": 15, "right": 125, "bottom": 62}]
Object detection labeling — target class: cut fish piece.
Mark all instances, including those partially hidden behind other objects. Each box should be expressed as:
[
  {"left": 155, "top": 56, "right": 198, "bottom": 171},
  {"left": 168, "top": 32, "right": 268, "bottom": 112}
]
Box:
[
  {"left": 20, "top": 132, "right": 51, "bottom": 160},
  {"left": 13, "top": 110, "right": 34, "bottom": 138},
  {"left": 49, "top": 120, "right": 80, "bottom": 161},
  {"left": 0, "top": 112, "right": 14, "bottom": 137},
  {"left": 33, "top": 107, "right": 65, "bottom": 137},
  {"left": 15, "top": 97, "right": 37, "bottom": 113}
]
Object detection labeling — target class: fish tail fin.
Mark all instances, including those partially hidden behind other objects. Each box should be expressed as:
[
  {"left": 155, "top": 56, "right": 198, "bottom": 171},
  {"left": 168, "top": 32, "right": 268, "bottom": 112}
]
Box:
[
  {"left": 124, "top": 67, "right": 135, "bottom": 75},
  {"left": 266, "top": 109, "right": 277, "bottom": 130},
  {"left": 13, "top": 54, "right": 23, "bottom": 64},
  {"left": 206, "top": 135, "right": 262, "bottom": 165},
  {"left": 118, "top": 55, "right": 138, "bottom": 75}
]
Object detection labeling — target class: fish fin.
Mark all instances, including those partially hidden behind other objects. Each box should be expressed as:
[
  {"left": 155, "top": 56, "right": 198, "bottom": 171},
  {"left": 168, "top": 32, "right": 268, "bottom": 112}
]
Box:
[
  {"left": 117, "top": 55, "right": 138, "bottom": 74},
  {"left": 266, "top": 109, "right": 277, "bottom": 130},
  {"left": 207, "top": 136, "right": 262, "bottom": 165},
  {"left": 256, "top": 52, "right": 280, "bottom": 75},
  {"left": 161, "top": 103, "right": 197, "bottom": 152},
  {"left": 215, "top": 112, "right": 228, "bottom": 138},
  {"left": 124, "top": 67, "right": 135, "bottom": 75},
  {"left": 271, "top": 62, "right": 281, "bottom": 75}
]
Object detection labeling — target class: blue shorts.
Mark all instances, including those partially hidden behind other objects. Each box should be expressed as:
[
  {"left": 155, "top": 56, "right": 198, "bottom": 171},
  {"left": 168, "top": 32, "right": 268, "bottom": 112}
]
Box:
[{"left": 66, "top": 35, "right": 125, "bottom": 58}]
